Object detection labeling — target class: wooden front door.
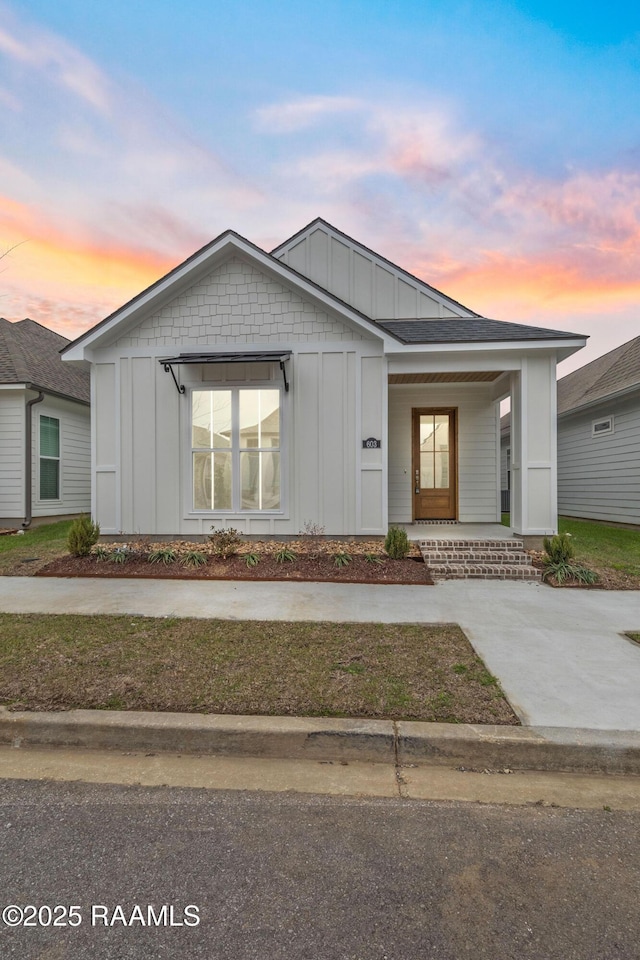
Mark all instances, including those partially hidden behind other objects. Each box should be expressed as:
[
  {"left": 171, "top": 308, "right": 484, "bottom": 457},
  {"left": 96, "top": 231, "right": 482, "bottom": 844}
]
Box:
[{"left": 412, "top": 408, "right": 457, "bottom": 520}]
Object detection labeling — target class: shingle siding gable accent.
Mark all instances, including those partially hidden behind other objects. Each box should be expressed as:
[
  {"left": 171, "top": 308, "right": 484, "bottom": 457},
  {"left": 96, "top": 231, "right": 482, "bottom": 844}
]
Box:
[{"left": 115, "top": 257, "right": 372, "bottom": 348}]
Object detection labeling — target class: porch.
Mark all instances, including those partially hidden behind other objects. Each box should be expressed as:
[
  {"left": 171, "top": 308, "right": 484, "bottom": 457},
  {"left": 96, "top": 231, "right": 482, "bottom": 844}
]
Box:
[{"left": 386, "top": 349, "right": 563, "bottom": 539}]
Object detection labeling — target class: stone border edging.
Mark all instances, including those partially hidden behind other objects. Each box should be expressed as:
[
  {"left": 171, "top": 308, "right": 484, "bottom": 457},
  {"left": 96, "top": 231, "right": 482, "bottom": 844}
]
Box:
[{"left": 2, "top": 710, "right": 640, "bottom": 775}]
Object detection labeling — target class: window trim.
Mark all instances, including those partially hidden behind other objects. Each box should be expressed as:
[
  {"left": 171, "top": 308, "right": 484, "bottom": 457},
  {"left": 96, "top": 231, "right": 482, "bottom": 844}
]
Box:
[
  {"left": 189, "top": 384, "right": 285, "bottom": 516},
  {"left": 38, "top": 413, "right": 62, "bottom": 502},
  {"left": 591, "top": 416, "right": 614, "bottom": 438}
]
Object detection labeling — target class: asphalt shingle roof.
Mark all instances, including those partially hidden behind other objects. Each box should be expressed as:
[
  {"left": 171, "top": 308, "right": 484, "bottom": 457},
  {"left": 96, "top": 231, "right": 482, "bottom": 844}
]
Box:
[
  {"left": 376, "top": 317, "right": 585, "bottom": 345},
  {"left": 0, "top": 318, "right": 89, "bottom": 403},
  {"left": 557, "top": 334, "right": 640, "bottom": 415}
]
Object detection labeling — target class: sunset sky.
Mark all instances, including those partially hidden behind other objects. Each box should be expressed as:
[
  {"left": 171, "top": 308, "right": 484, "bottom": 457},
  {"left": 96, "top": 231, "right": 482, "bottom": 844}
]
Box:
[{"left": 1, "top": 0, "right": 639, "bottom": 374}]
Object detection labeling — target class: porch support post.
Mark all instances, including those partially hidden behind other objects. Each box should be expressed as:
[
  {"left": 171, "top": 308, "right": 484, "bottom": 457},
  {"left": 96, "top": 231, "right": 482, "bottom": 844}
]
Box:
[{"left": 510, "top": 354, "right": 557, "bottom": 540}]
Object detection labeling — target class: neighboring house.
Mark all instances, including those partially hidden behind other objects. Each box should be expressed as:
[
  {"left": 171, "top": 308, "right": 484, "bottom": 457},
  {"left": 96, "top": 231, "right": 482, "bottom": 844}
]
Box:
[
  {"left": 0, "top": 318, "right": 91, "bottom": 528},
  {"left": 555, "top": 336, "right": 640, "bottom": 525},
  {"left": 61, "top": 219, "right": 586, "bottom": 541}
]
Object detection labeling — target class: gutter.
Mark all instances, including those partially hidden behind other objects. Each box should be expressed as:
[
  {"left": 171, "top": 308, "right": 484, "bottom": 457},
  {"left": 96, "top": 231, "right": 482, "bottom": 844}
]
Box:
[{"left": 22, "top": 388, "right": 45, "bottom": 529}]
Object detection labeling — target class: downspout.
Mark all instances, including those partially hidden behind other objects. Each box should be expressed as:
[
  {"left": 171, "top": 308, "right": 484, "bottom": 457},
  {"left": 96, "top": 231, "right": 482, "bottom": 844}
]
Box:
[{"left": 22, "top": 389, "right": 45, "bottom": 529}]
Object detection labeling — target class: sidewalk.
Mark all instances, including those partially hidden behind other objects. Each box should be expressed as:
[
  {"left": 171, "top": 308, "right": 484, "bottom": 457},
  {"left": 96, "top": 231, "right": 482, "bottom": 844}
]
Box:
[{"left": 5, "top": 577, "right": 640, "bottom": 730}]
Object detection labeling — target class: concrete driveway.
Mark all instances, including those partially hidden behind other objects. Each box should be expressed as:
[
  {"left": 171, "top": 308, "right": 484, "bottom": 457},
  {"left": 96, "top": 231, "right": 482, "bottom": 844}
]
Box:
[{"left": 5, "top": 577, "right": 640, "bottom": 731}]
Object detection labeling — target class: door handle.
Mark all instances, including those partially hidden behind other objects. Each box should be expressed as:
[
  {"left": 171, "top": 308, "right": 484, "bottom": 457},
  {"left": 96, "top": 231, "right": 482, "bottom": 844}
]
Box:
[{"left": 415, "top": 469, "right": 420, "bottom": 494}]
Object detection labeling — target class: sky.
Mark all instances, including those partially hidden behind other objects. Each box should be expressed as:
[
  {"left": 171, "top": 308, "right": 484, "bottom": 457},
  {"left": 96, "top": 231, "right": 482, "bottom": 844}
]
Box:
[{"left": 0, "top": 0, "right": 639, "bottom": 376}]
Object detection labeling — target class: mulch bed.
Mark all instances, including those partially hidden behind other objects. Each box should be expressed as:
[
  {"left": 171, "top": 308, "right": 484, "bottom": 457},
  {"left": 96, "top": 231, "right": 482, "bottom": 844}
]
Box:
[{"left": 38, "top": 552, "right": 433, "bottom": 585}]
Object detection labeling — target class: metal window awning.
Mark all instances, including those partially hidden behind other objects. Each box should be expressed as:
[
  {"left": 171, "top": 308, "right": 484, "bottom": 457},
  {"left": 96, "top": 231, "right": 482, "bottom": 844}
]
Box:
[{"left": 159, "top": 351, "right": 292, "bottom": 394}]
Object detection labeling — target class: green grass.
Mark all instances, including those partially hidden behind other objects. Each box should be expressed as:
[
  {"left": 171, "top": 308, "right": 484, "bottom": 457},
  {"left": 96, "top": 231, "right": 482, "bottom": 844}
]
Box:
[
  {"left": 0, "top": 614, "right": 518, "bottom": 724},
  {"left": 0, "top": 520, "right": 73, "bottom": 575},
  {"left": 556, "top": 518, "right": 640, "bottom": 578}
]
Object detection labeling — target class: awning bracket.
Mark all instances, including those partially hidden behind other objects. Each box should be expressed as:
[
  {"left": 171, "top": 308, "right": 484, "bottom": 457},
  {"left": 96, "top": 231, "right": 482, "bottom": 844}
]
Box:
[
  {"left": 162, "top": 362, "right": 186, "bottom": 395},
  {"left": 279, "top": 358, "right": 290, "bottom": 392}
]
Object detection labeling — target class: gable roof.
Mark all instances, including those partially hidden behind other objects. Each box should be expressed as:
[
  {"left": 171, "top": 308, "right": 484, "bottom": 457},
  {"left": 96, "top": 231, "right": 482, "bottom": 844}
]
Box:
[
  {"left": 0, "top": 318, "right": 90, "bottom": 403},
  {"left": 61, "top": 221, "right": 587, "bottom": 361},
  {"left": 558, "top": 335, "right": 640, "bottom": 415},
  {"left": 271, "top": 217, "right": 480, "bottom": 319}
]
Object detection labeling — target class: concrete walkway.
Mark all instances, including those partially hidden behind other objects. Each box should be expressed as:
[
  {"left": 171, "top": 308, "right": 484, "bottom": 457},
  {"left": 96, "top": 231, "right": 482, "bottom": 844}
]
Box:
[{"left": 6, "top": 577, "right": 640, "bottom": 731}]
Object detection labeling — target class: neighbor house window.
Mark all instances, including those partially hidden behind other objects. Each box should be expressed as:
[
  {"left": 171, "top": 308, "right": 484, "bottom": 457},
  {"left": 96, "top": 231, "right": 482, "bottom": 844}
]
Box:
[
  {"left": 592, "top": 416, "right": 614, "bottom": 437},
  {"left": 192, "top": 388, "right": 281, "bottom": 511},
  {"left": 40, "top": 415, "right": 60, "bottom": 500}
]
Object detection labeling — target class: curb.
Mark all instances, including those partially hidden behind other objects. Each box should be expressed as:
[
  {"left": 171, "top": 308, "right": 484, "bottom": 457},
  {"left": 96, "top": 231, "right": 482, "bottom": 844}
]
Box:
[{"left": 2, "top": 710, "right": 640, "bottom": 775}]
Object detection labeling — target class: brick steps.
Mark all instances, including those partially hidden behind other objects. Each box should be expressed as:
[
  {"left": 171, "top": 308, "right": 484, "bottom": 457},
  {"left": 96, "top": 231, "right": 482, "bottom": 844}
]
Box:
[{"left": 419, "top": 538, "right": 541, "bottom": 582}]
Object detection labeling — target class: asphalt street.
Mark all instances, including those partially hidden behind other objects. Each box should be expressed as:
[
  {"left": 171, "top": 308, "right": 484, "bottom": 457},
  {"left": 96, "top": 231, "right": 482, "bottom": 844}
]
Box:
[{"left": 0, "top": 778, "right": 638, "bottom": 960}]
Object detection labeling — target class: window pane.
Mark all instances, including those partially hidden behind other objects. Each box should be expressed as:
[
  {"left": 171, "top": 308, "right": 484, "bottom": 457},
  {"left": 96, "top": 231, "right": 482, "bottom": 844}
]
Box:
[
  {"left": 241, "top": 451, "right": 280, "bottom": 510},
  {"left": 434, "top": 415, "right": 449, "bottom": 451},
  {"left": 192, "top": 391, "right": 231, "bottom": 448},
  {"left": 40, "top": 459, "right": 59, "bottom": 500},
  {"left": 419, "top": 415, "right": 435, "bottom": 453},
  {"left": 420, "top": 452, "right": 434, "bottom": 489},
  {"left": 434, "top": 450, "right": 449, "bottom": 488},
  {"left": 40, "top": 416, "right": 59, "bottom": 458},
  {"left": 193, "top": 451, "right": 232, "bottom": 510},
  {"left": 240, "top": 390, "right": 280, "bottom": 448}
]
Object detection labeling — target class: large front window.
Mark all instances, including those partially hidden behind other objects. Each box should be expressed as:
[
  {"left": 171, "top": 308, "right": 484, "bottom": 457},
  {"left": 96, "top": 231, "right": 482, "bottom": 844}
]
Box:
[{"left": 192, "top": 388, "right": 281, "bottom": 511}]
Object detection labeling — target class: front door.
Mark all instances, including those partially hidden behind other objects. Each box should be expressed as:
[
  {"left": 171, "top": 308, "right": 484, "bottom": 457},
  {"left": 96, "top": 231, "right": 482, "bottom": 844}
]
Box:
[{"left": 412, "top": 408, "right": 457, "bottom": 520}]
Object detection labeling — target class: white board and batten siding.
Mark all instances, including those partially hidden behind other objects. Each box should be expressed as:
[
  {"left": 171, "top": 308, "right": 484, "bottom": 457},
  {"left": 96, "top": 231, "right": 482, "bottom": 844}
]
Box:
[
  {"left": 388, "top": 385, "right": 500, "bottom": 523},
  {"left": 92, "top": 255, "right": 387, "bottom": 536},
  {"left": 558, "top": 393, "right": 640, "bottom": 525},
  {"left": 274, "top": 223, "right": 472, "bottom": 321}
]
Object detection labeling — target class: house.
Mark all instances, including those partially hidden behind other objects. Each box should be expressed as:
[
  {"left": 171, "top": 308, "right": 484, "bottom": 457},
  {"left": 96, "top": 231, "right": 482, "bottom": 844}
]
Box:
[
  {"left": 61, "top": 219, "right": 586, "bottom": 544},
  {"left": 0, "top": 318, "right": 91, "bottom": 528},
  {"left": 555, "top": 336, "right": 640, "bottom": 525}
]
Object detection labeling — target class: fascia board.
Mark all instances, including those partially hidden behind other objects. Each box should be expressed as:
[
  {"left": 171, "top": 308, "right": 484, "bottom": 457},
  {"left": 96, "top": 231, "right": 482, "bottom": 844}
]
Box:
[{"left": 385, "top": 337, "right": 587, "bottom": 356}]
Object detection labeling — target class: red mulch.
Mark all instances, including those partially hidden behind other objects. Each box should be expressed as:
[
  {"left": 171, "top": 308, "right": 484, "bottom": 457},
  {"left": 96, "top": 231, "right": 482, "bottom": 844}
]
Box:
[{"left": 37, "top": 553, "right": 434, "bottom": 585}]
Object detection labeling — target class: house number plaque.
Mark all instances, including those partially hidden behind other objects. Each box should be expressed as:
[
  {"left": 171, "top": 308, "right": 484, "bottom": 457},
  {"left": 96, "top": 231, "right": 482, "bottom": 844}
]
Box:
[{"left": 362, "top": 437, "right": 381, "bottom": 449}]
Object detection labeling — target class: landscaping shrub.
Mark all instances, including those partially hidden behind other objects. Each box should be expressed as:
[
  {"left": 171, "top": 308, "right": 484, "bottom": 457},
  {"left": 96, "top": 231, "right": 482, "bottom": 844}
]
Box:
[
  {"left": 148, "top": 548, "right": 177, "bottom": 565},
  {"left": 181, "top": 550, "right": 207, "bottom": 568},
  {"left": 542, "top": 532, "right": 575, "bottom": 564},
  {"left": 542, "top": 532, "right": 598, "bottom": 584},
  {"left": 67, "top": 515, "right": 100, "bottom": 557},
  {"left": 209, "top": 527, "right": 242, "bottom": 559},
  {"left": 274, "top": 547, "right": 296, "bottom": 563},
  {"left": 384, "top": 525, "right": 410, "bottom": 560}
]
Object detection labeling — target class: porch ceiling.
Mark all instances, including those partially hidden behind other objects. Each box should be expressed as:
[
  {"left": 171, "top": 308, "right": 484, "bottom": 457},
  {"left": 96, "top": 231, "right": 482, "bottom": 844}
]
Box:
[{"left": 388, "top": 371, "right": 502, "bottom": 384}]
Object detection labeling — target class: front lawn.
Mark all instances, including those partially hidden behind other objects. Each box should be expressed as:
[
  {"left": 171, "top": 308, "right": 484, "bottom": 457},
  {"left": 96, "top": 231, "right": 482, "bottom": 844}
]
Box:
[
  {"left": 0, "top": 614, "right": 517, "bottom": 724},
  {"left": 0, "top": 521, "right": 72, "bottom": 576},
  {"left": 556, "top": 517, "right": 640, "bottom": 580}
]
